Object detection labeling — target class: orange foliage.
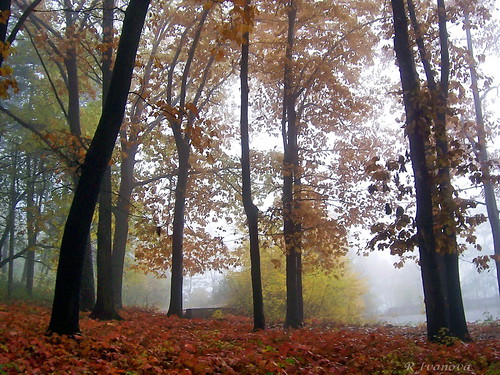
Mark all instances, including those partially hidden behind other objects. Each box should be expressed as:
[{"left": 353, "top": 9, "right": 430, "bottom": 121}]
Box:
[{"left": 0, "top": 302, "right": 498, "bottom": 374}]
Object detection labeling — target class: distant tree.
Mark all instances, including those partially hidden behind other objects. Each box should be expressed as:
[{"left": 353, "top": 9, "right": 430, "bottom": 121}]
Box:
[
  {"left": 47, "top": 0, "right": 150, "bottom": 336},
  {"left": 462, "top": 5, "right": 500, "bottom": 297}
]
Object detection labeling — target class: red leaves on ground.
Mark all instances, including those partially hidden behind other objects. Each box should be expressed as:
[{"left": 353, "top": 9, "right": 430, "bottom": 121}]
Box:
[{"left": 0, "top": 302, "right": 498, "bottom": 374}]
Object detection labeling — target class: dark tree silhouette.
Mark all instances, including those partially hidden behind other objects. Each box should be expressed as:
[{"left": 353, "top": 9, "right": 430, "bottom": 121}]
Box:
[
  {"left": 47, "top": 0, "right": 150, "bottom": 336},
  {"left": 390, "top": 0, "right": 469, "bottom": 342},
  {"left": 239, "top": 0, "right": 265, "bottom": 331}
]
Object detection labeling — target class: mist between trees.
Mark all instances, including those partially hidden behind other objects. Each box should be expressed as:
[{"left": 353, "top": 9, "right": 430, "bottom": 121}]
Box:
[{"left": 0, "top": 0, "right": 498, "bottom": 342}]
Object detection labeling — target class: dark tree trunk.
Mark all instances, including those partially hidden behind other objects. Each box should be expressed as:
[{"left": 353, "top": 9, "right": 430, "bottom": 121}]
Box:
[
  {"left": 91, "top": 0, "right": 121, "bottom": 320},
  {"left": 167, "top": 140, "right": 190, "bottom": 317},
  {"left": 391, "top": 0, "right": 469, "bottom": 342},
  {"left": 111, "top": 147, "right": 135, "bottom": 309},
  {"left": 47, "top": 0, "right": 150, "bottom": 336},
  {"left": 410, "top": 0, "right": 468, "bottom": 341},
  {"left": 7, "top": 151, "right": 17, "bottom": 299},
  {"left": 166, "top": 6, "right": 210, "bottom": 318},
  {"left": 240, "top": 0, "right": 265, "bottom": 331},
  {"left": 282, "top": 0, "right": 303, "bottom": 329},
  {"left": 91, "top": 167, "right": 121, "bottom": 320},
  {"left": 464, "top": 12, "right": 500, "bottom": 297},
  {"left": 25, "top": 155, "right": 36, "bottom": 296}
]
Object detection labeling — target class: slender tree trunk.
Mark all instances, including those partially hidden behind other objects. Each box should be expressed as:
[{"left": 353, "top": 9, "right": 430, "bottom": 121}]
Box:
[
  {"left": 464, "top": 12, "right": 500, "bottom": 297},
  {"left": 167, "top": 140, "right": 189, "bottom": 317},
  {"left": 47, "top": 0, "right": 150, "bottom": 335},
  {"left": 240, "top": 0, "right": 265, "bottom": 330},
  {"left": 111, "top": 151, "right": 134, "bottom": 309},
  {"left": 25, "top": 155, "right": 36, "bottom": 296},
  {"left": 282, "top": 0, "right": 303, "bottom": 329},
  {"left": 91, "top": 166, "right": 121, "bottom": 320},
  {"left": 166, "top": 6, "right": 210, "bottom": 318},
  {"left": 7, "top": 151, "right": 17, "bottom": 299}
]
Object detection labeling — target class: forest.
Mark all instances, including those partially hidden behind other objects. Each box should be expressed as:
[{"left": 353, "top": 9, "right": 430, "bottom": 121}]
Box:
[{"left": 0, "top": 0, "right": 499, "bottom": 373}]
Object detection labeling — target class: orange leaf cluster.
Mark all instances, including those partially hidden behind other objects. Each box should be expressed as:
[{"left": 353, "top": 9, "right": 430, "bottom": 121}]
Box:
[{"left": 0, "top": 302, "right": 498, "bottom": 374}]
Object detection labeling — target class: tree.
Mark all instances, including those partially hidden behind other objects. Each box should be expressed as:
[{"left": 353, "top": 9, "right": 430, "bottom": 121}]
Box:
[
  {"left": 280, "top": 0, "right": 303, "bottom": 329},
  {"left": 47, "top": 0, "right": 150, "bottom": 335},
  {"left": 462, "top": 5, "right": 500, "bottom": 296},
  {"left": 390, "top": 0, "right": 469, "bottom": 342},
  {"left": 239, "top": 0, "right": 265, "bottom": 330},
  {"left": 248, "top": 0, "right": 378, "bottom": 329}
]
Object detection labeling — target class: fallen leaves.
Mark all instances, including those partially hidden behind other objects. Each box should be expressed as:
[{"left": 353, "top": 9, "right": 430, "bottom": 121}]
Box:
[{"left": 0, "top": 302, "right": 498, "bottom": 374}]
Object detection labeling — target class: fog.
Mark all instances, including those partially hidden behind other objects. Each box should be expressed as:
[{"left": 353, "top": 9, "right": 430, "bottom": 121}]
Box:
[{"left": 122, "top": 221, "right": 500, "bottom": 325}]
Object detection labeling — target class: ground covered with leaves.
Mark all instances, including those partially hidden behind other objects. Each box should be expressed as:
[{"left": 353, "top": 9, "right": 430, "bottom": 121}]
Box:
[{"left": 0, "top": 302, "right": 498, "bottom": 374}]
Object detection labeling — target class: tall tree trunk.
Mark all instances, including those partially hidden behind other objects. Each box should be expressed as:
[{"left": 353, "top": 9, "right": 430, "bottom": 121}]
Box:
[
  {"left": 25, "top": 155, "right": 36, "bottom": 296},
  {"left": 392, "top": 0, "right": 469, "bottom": 341},
  {"left": 166, "top": 6, "right": 210, "bottom": 318},
  {"left": 47, "top": 0, "right": 150, "bottom": 335},
  {"left": 428, "top": 0, "right": 468, "bottom": 341},
  {"left": 282, "top": 0, "right": 303, "bottom": 329},
  {"left": 464, "top": 12, "right": 500, "bottom": 297},
  {"left": 7, "top": 151, "right": 17, "bottom": 299},
  {"left": 91, "top": 166, "right": 121, "bottom": 320},
  {"left": 167, "top": 140, "right": 189, "bottom": 317},
  {"left": 240, "top": 0, "right": 265, "bottom": 331},
  {"left": 111, "top": 147, "right": 135, "bottom": 309},
  {"left": 91, "top": 0, "right": 121, "bottom": 320}
]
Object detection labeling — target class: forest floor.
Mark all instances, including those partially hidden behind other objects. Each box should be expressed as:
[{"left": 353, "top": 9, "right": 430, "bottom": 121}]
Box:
[{"left": 0, "top": 302, "right": 498, "bottom": 374}]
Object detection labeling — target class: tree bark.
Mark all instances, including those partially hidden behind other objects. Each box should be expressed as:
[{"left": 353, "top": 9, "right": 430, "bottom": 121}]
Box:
[
  {"left": 7, "top": 150, "right": 17, "bottom": 299},
  {"left": 47, "top": 0, "right": 150, "bottom": 336},
  {"left": 111, "top": 145, "right": 135, "bottom": 309},
  {"left": 24, "top": 155, "right": 36, "bottom": 296},
  {"left": 240, "top": 0, "right": 265, "bottom": 331},
  {"left": 282, "top": 0, "right": 303, "bottom": 329},
  {"left": 91, "top": 166, "right": 121, "bottom": 320},
  {"left": 167, "top": 140, "right": 190, "bottom": 317}
]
